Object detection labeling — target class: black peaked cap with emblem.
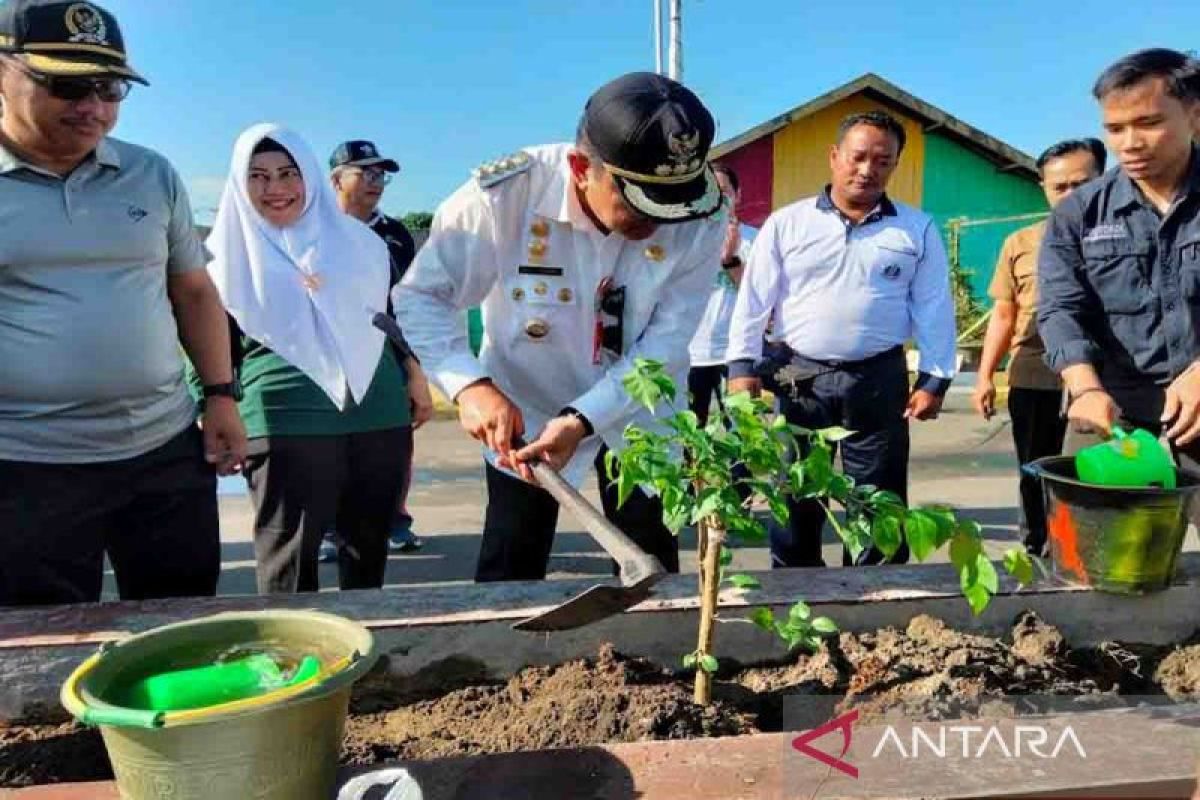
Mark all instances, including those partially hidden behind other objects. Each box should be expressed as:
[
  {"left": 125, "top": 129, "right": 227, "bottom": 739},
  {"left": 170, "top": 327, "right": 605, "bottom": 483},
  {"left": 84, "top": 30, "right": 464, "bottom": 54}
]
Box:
[
  {"left": 0, "top": 0, "right": 146, "bottom": 84},
  {"left": 581, "top": 71, "right": 721, "bottom": 224},
  {"left": 329, "top": 140, "right": 400, "bottom": 173}
]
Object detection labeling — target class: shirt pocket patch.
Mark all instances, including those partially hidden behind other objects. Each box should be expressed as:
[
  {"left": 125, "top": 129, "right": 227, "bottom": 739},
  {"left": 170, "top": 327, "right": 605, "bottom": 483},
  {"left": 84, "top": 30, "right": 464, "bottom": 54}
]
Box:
[
  {"left": 1081, "top": 238, "right": 1152, "bottom": 314},
  {"left": 873, "top": 243, "right": 918, "bottom": 284}
]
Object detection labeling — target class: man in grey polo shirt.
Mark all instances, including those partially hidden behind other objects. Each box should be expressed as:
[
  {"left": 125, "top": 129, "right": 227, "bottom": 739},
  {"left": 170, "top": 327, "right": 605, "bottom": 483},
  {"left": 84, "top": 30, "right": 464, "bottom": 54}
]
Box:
[
  {"left": 0, "top": 0, "right": 246, "bottom": 606},
  {"left": 727, "top": 111, "right": 957, "bottom": 568}
]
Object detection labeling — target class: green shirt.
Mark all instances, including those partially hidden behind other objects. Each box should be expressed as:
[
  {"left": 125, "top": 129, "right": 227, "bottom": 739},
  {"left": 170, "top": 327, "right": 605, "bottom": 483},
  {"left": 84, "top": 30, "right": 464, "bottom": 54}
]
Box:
[
  {"left": 237, "top": 336, "right": 411, "bottom": 438},
  {"left": 189, "top": 331, "right": 411, "bottom": 438}
]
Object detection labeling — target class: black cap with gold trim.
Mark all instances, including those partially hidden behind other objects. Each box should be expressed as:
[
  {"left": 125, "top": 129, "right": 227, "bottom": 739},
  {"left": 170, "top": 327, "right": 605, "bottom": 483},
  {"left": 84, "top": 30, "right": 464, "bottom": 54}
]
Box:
[
  {"left": 0, "top": 0, "right": 147, "bottom": 85},
  {"left": 581, "top": 72, "right": 721, "bottom": 224}
]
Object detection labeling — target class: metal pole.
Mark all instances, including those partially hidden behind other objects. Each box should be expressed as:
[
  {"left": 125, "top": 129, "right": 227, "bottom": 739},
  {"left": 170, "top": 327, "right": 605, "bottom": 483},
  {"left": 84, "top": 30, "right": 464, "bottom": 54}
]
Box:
[
  {"left": 668, "top": 0, "right": 682, "bottom": 82},
  {"left": 653, "top": 0, "right": 663, "bottom": 75}
]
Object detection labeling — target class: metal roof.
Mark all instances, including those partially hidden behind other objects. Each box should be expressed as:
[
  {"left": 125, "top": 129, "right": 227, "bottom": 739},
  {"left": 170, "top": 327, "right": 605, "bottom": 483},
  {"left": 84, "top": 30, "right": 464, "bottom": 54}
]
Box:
[{"left": 711, "top": 73, "right": 1038, "bottom": 179}]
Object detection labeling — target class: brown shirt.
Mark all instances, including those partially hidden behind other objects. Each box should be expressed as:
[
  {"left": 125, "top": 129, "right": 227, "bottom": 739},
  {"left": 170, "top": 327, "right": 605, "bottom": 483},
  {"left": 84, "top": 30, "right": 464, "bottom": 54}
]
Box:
[{"left": 988, "top": 221, "right": 1061, "bottom": 391}]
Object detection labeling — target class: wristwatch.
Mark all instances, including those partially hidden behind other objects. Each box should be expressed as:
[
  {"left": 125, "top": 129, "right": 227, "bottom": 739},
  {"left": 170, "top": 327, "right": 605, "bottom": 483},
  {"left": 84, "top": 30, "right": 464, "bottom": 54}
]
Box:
[
  {"left": 558, "top": 406, "right": 595, "bottom": 437},
  {"left": 199, "top": 380, "right": 243, "bottom": 412},
  {"left": 721, "top": 255, "right": 743, "bottom": 270}
]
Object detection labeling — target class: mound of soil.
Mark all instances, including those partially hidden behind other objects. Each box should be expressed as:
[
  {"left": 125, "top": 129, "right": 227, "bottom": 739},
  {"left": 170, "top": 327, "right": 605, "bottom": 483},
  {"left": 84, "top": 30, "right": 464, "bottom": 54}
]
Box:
[{"left": 0, "top": 612, "right": 1186, "bottom": 788}]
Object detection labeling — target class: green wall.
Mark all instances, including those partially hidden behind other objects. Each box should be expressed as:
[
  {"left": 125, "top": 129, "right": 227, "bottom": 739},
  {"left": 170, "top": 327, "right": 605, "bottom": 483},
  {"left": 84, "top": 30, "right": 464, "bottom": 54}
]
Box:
[{"left": 921, "top": 132, "right": 1047, "bottom": 302}]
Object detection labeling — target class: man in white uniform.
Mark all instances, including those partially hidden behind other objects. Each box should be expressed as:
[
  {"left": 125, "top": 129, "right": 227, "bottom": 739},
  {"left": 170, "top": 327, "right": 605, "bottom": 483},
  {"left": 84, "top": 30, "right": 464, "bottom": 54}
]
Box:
[
  {"left": 395, "top": 72, "right": 725, "bottom": 581},
  {"left": 688, "top": 163, "right": 754, "bottom": 427}
]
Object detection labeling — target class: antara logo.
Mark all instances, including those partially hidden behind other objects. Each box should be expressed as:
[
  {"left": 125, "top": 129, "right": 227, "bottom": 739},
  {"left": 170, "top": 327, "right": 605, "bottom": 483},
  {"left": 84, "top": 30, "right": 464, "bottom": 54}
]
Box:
[{"left": 792, "top": 710, "right": 1087, "bottom": 778}]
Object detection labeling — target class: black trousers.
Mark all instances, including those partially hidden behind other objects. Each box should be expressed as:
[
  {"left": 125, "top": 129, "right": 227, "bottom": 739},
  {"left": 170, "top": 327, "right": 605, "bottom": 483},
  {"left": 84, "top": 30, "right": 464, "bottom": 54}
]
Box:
[
  {"left": 770, "top": 350, "right": 911, "bottom": 568},
  {"left": 244, "top": 427, "right": 411, "bottom": 594},
  {"left": 1007, "top": 387, "right": 1067, "bottom": 555},
  {"left": 0, "top": 425, "right": 219, "bottom": 607},
  {"left": 688, "top": 364, "right": 728, "bottom": 429},
  {"left": 476, "top": 448, "right": 680, "bottom": 582}
]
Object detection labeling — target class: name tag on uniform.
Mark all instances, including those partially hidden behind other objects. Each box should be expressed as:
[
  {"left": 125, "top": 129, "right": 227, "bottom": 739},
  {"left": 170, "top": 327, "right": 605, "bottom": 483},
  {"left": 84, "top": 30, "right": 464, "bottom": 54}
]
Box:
[{"left": 518, "top": 265, "right": 564, "bottom": 276}]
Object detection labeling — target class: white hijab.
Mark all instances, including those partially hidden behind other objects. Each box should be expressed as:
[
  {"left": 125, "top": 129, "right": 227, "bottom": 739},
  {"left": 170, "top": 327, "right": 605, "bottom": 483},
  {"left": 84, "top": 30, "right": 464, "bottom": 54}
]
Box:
[{"left": 206, "top": 123, "right": 389, "bottom": 410}]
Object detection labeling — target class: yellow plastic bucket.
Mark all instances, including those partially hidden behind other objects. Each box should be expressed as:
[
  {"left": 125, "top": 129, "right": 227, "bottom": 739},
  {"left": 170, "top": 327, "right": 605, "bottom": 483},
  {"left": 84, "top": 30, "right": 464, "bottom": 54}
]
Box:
[{"left": 61, "top": 610, "right": 377, "bottom": 800}]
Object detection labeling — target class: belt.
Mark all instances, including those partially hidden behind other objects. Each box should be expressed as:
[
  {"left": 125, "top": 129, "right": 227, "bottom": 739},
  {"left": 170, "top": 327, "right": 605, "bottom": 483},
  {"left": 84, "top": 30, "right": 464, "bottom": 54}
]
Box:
[{"left": 794, "top": 345, "right": 904, "bottom": 370}]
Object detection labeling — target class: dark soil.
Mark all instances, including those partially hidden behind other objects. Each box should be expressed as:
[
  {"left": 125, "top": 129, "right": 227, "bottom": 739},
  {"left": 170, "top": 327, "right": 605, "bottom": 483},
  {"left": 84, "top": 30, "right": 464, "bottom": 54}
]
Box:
[{"left": 5, "top": 611, "right": 1200, "bottom": 788}]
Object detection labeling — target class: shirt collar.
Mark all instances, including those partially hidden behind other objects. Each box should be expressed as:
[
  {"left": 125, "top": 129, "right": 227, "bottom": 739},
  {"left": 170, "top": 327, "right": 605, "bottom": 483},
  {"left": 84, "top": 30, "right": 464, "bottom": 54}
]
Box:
[
  {"left": 1113, "top": 144, "right": 1200, "bottom": 213},
  {"left": 0, "top": 137, "right": 120, "bottom": 176},
  {"left": 534, "top": 148, "right": 590, "bottom": 230},
  {"left": 817, "top": 184, "right": 897, "bottom": 223}
]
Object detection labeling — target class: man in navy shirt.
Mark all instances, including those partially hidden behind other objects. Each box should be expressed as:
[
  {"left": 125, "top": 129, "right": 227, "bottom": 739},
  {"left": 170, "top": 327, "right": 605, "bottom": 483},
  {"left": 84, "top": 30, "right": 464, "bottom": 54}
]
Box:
[{"left": 1038, "top": 48, "right": 1200, "bottom": 462}]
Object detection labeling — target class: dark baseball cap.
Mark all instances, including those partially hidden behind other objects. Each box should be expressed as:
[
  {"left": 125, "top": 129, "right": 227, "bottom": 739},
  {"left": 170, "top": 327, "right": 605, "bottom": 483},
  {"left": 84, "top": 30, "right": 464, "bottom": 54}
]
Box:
[
  {"left": 329, "top": 140, "right": 400, "bottom": 173},
  {"left": 580, "top": 72, "right": 721, "bottom": 224},
  {"left": 0, "top": 0, "right": 146, "bottom": 84}
]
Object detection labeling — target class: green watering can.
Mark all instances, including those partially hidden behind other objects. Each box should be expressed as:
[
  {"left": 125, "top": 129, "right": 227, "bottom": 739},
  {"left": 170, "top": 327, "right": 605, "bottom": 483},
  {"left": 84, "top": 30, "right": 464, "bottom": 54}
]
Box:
[
  {"left": 123, "top": 653, "right": 322, "bottom": 713},
  {"left": 1075, "top": 427, "right": 1177, "bottom": 489}
]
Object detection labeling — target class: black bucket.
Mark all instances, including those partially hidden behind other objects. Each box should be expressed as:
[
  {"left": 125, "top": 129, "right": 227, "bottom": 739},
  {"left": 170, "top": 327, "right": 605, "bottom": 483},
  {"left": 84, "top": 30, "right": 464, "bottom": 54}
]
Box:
[{"left": 1023, "top": 456, "right": 1200, "bottom": 594}]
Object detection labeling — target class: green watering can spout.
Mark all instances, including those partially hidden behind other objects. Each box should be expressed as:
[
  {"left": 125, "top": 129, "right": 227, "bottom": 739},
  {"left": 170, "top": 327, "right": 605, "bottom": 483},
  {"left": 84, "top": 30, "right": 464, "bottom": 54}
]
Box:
[{"left": 1075, "top": 427, "right": 1177, "bottom": 489}]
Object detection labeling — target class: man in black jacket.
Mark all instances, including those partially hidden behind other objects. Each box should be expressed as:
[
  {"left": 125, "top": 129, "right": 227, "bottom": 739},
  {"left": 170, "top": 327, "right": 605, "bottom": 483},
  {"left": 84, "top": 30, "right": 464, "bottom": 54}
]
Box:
[{"left": 327, "top": 139, "right": 425, "bottom": 556}]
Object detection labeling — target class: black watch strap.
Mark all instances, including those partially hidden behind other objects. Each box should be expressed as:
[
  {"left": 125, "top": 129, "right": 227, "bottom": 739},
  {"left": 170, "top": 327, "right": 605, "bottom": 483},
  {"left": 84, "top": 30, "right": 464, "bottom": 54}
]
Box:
[
  {"left": 203, "top": 381, "right": 243, "bottom": 401},
  {"left": 559, "top": 406, "right": 595, "bottom": 437}
]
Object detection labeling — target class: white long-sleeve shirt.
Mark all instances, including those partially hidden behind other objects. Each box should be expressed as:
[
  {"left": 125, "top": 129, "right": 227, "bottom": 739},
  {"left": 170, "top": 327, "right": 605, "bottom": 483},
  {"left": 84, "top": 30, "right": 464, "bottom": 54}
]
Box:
[
  {"left": 688, "top": 234, "right": 754, "bottom": 367},
  {"left": 394, "top": 143, "right": 724, "bottom": 485},
  {"left": 726, "top": 191, "right": 957, "bottom": 392}
]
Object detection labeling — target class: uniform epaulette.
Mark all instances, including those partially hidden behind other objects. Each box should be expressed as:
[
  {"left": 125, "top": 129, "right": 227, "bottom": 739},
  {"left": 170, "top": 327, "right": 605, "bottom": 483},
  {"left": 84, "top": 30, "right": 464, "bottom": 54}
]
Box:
[{"left": 472, "top": 150, "right": 533, "bottom": 188}]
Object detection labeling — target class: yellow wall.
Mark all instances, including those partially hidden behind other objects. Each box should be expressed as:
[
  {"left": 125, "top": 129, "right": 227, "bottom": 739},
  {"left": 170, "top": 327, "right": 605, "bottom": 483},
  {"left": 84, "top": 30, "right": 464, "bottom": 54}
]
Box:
[{"left": 771, "top": 94, "right": 926, "bottom": 210}]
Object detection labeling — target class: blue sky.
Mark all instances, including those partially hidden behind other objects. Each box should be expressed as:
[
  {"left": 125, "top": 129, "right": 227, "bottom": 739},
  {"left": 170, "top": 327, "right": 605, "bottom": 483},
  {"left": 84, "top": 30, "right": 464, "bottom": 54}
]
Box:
[{"left": 102, "top": 0, "right": 1199, "bottom": 223}]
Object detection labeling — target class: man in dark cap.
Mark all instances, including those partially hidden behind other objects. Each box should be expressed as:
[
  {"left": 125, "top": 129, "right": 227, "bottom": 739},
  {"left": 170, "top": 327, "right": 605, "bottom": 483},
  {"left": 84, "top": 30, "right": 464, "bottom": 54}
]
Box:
[
  {"left": 0, "top": 0, "right": 245, "bottom": 605},
  {"left": 325, "top": 139, "right": 427, "bottom": 558},
  {"left": 394, "top": 72, "right": 725, "bottom": 581}
]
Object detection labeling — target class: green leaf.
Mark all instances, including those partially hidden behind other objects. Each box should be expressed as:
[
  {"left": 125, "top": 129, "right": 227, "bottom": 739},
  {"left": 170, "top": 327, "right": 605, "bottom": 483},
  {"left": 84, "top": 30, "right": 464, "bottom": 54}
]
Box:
[
  {"left": 728, "top": 574, "right": 762, "bottom": 590},
  {"left": 801, "top": 446, "right": 833, "bottom": 496},
  {"left": 843, "top": 515, "right": 873, "bottom": 562},
  {"left": 828, "top": 474, "right": 854, "bottom": 502},
  {"left": 964, "top": 583, "right": 990, "bottom": 616},
  {"left": 718, "top": 547, "right": 734, "bottom": 568},
  {"left": 949, "top": 531, "right": 982, "bottom": 575},
  {"left": 787, "top": 461, "right": 806, "bottom": 495},
  {"left": 799, "top": 636, "right": 822, "bottom": 653},
  {"left": 872, "top": 514, "right": 903, "bottom": 559},
  {"left": 811, "top": 616, "right": 839, "bottom": 635},
  {"left": 923, "top": 505, "right": 959, "bottom": 547},
  {"left": 682, "top": 653, "right": 697, "bottom": 669},
  {"left": 975, "top": 553, "right": 1000, "bottom": 595},
  {"left": 691, "top": 488, "right": 724, "bottom": 524},
  {"left": 817, "top": 426, "right": 855, "bottom": 443},
  {"left": 616, "top": 467, "right": 637, "bottom": 509},
  {"left": 788, "top": 601, "right": 812, "bottom": 621},
  {"left": 904, "top": 510, "right": 939, "bottom": 562},
  {"left": 699, "top": 654, "right": 719, "bottom": 674},
  {"left": 1003, "top": 547, "right": 1035, "bottom": 586},
  {"left": 870, "top": 489, "right": 904, "bottom": 506},
  {"left": 749, "top": 607, "right": 776, "bottom": 633},
  {"left": 727, "top": 515, "right": 767, "bottom": 543}
]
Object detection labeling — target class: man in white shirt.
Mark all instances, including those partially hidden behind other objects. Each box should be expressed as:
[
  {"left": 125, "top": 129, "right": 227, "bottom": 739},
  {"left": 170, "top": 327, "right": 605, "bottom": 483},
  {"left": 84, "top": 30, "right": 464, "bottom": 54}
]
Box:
[
  {"left": 688, "top": 163, "right": 754, "bottom": 427},
  {"left": 727, "top": 111, "right": 957, "bottom": 568},
  {"left": 395, "top": 72, "right": 725, "bottom": 581}
]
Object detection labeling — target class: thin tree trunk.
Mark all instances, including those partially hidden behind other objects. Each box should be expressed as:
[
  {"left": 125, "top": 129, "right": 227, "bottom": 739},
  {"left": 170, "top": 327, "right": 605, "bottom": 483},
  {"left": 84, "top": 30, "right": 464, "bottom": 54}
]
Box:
[{"left": 694, "top": 517, "right": 725, "bottom": 705}]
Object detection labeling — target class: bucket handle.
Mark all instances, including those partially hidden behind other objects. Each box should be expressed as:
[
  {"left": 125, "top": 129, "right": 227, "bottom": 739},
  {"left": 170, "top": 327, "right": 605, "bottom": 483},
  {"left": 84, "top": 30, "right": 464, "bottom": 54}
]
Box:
[
  {"left": 62, "top": 650, "right": 355, "bottom": 729},
  {"left": 61, "top": 652, "right": 165, "bottom": 729}
]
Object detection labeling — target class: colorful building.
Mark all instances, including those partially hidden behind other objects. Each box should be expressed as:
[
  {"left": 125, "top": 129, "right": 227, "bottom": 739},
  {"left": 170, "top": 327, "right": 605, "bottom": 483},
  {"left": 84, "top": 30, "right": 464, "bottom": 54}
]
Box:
[{"left": 713, "top": 73, "right": 1048, "bottom": 301}]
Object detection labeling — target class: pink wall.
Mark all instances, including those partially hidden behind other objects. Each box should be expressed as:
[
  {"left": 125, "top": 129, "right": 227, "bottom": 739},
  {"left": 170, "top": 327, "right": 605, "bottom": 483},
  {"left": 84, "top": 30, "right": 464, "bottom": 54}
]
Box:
[{"left": 716, "top": 135, "right": 774, "bottom": 229}]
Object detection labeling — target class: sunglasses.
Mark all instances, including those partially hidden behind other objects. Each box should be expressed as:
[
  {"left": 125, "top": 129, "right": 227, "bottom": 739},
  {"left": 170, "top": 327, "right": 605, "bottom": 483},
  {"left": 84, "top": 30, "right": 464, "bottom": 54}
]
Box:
[
  {"left": 348, "top": 167, "right": 393, "bottom": 187},
  {"left": 12, "top": 59, "right": 131, "bottom": 102}
]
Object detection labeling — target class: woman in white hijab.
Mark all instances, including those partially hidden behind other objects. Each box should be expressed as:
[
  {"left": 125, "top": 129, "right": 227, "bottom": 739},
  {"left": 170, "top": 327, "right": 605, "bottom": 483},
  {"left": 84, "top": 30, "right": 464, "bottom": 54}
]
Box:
[{"left": 205, "top": 123, "right": 431, "bottom": 594}]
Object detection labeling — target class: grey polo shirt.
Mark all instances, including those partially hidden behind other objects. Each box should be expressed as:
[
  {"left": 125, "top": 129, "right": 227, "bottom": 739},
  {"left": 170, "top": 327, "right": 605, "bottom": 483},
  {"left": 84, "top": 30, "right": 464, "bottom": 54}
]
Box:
[{"left": 0, "top": 136, "right": 204, "bottom": 463}]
